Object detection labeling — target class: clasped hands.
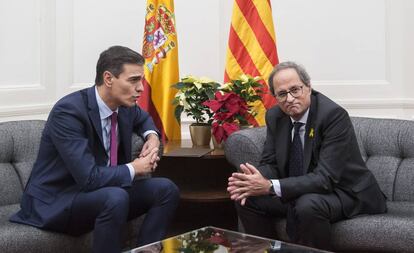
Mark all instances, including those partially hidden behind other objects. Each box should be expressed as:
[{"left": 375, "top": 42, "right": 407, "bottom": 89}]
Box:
[
  {"left": 131, "top": 134, "right": 160, "bottom": 176},
  {"left": 227, "top": 163, "right": 272, "bottom": 206}
]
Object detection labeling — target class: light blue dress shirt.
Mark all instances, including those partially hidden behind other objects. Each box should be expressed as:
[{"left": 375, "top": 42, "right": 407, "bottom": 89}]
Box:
[{"left": 95, "top": 87, "right": 157, "bottom": 181}]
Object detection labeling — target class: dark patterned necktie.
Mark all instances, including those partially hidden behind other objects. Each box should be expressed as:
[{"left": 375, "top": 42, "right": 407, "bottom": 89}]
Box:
[{"left": 286, "top": 122, "right": 304, "bottom": 240}]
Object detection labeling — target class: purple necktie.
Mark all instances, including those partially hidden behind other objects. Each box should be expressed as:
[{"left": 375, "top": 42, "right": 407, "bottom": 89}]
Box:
[{"left": 110, "top": 112, "right": 118, "bottom": 166}]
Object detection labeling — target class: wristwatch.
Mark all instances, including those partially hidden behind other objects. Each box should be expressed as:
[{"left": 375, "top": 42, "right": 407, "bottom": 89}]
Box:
[{"left": 268, "top": 180, "right": 276, "bottom": 195}]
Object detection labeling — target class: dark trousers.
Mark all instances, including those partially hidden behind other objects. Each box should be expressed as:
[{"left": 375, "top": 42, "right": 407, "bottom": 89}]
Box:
[
  {"left": 66, "top": 177, "right": 179, "bottom": 253},
  {"left": 236, "top": 193, "right": 344, "bottom": 250}
]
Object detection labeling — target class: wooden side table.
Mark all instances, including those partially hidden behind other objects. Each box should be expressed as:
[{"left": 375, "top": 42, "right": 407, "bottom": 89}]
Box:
[{"left": 153, "top": 140, "right": 238, "bottom": 234}]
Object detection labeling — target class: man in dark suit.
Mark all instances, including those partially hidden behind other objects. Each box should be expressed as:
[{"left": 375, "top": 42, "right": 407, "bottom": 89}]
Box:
[
  {"left": 227, "top": 61, "right": 386, "bottom": 250},
  {"left": 10, "top": 46, "right": 179, "bottom": 253}
]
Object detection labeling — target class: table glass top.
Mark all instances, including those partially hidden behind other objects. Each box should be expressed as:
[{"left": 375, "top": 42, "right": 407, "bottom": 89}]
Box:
[{"left": 125, "top": 226, "right": 329, "bottom": 253}]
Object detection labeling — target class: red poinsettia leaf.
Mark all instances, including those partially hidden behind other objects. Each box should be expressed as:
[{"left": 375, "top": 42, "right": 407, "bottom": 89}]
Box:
[
  {"left": 224, "top": 95, "right": 241, "bottom": 114},
  {"left": 222, "top": 122, "right": 239, "bottom": 141},
  {"left": 212, "top": 122, "right": 225, "bottom": 143},
  {"left": 203, "top": 100, "right": 223, "bottom": 112},
  {"left": 215, "top": 91, "right": 232, "bottom": 102},
  {"left": 214, "top": 112, "right": 232, "bottom": 121}
]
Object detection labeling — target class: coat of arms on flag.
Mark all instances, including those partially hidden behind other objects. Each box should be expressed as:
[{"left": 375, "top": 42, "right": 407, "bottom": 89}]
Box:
[
  {"left": 143, "top": 4, "right": 176, "bottom": 72},
  {"left": 140, "top": 0, "right": 180, "bottom": 142}
]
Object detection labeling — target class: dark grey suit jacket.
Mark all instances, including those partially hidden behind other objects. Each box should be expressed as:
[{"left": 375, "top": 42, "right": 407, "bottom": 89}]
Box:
[{"left": 259, "top": 90, "right": 386, "bottom": 217}]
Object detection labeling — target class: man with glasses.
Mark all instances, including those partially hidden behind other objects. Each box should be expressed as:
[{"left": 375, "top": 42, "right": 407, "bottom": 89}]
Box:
[{"left": 227, "top": 61, "right": 386, "bottom": 250}]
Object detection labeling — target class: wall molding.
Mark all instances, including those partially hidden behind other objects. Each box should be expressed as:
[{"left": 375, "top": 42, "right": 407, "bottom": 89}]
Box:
[
  {"left": 313, "top": 80, "right": 390, "bottom": 87},
  {"left": 69, "top": 83, "right": 90, "bottom": 92},
  {"left": 0, "top": 103, "right": 53, "bottom": 117},
  {"left": 337, "top": 98, "right": 414, "bottom": 109},
  {"left": 0, "top": 83, "right": 46, "bottom": 90}
]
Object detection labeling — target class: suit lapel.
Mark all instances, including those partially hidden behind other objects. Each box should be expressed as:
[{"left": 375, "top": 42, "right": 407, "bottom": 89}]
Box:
[
  {"left": 87, "top": 87, "right": 105, "bottom": 149},
  {"left": 304, "top": 92, "right": 317, "bottom": 173},
  {"left": 275, "top": 116, "right": 292, "bottom": 177}
]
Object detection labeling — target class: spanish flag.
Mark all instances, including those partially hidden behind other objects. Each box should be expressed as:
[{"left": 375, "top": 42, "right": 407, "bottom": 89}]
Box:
[
  {"left": 224, "top": 0, "right": 279, "bottom": 126},
  {"left": 139, "top": 0, "right": 180, "bottom": 141}
]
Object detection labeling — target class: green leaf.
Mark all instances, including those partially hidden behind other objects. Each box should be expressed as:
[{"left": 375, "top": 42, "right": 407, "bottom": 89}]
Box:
[
  {"left": 205, "top": 89, "right": 215, "bottom": 100},
  {"left": 172, "top": 82, "right": 186, "bottom": 89},
  {"left": 172, "top": 96, "right": 180, "bottom": 105},
  {"left": 174, "top": 105, "right": 183, "bottom": 123}
]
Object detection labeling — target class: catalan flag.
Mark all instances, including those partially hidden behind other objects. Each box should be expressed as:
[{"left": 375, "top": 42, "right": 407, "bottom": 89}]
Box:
[
  {"left": 139, "top": 0, "right": 180, "bottom": 141},
  {"left": 224, "top": 0, "right": 279, "bottom": 126}
]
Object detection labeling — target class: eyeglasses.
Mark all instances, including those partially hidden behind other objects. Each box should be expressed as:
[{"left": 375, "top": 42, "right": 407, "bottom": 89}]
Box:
[{"left": 274, "top": 85, "right": 304, "bottom": 102}]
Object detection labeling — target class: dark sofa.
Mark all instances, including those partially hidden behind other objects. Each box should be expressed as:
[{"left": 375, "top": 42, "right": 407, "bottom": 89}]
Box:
[{"left": 224, "top": 116, "right": 414, "bottom": 252}]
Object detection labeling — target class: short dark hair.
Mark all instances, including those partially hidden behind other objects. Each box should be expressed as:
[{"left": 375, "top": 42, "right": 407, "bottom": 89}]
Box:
[
  {"left": 268, "top": 61, "right": 311, "bottom": 95},
  {"left": 95, "top": 46, "right": 145, "bottom": 86}
]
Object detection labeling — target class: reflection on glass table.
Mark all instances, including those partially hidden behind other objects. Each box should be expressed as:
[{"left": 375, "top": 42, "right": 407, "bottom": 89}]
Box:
[{"left": 125, "top": 226, "right": 330, "bottom": 253}]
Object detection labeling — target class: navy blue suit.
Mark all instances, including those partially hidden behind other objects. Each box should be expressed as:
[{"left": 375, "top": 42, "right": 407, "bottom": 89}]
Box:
[{"left": 11, "top": 86, "right": 179, "bottom": 252}]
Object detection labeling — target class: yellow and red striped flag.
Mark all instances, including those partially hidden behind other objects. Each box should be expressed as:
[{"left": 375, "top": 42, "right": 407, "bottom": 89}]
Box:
[
  {"left": 139, "top": 0, "right": 180, "bottom": 142},
  {"left": 224, "top": 0, "right": 279, "bottom": 126}
]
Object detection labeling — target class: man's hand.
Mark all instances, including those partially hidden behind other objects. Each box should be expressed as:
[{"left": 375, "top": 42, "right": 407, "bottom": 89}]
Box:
[
  {"left": 140, "top": 133, "right": 160, "bottom": 159},
  {"left": 227, "top": 163, "right": 253, "bottom": 206},
  {"left": 132, "top": 148, "right": 159, "bottom": 176},
  {"left": 227, "top": 163, "right": 271, "bottom": 205}
]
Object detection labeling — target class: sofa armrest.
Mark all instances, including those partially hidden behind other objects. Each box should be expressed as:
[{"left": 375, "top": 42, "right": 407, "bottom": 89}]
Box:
[
  {"left": 224, "top": 127, "right": 267, "bottom": 170},
  {"left": 131, "top": 133, "right": 164, "bottom": 159}
]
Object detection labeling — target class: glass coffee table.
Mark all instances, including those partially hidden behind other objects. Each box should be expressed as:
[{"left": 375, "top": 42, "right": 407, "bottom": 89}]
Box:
[{"left": 124, "top": 226, "right": 330, "bottom": 253}]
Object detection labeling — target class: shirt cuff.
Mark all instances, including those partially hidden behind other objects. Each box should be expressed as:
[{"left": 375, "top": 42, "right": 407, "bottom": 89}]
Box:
[
  {"left": 143, "top": 130, "right": 158, "bottom": 140},
  {"left": 271, "top": 179, "right": 282, "bottom": 197},
  {"left": 126, "top": 163, "right": 135, "bottom": 181}
]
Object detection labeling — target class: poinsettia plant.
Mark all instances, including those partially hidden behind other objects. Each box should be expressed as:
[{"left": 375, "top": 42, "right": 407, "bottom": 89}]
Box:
[
  {"left": 172, "top": 75, "right": 220, "bottom": 125},
  {"left": 203, "top": 74, "right": 264, "bottom": 144}
]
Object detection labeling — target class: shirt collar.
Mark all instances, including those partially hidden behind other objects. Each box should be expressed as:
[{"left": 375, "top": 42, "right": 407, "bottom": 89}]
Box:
[
  {"left": 95, "top": 86, "right": 118, "bottom": 120},
  {"left": 290, "top": 108, "right": 310, "bottom": 125}
]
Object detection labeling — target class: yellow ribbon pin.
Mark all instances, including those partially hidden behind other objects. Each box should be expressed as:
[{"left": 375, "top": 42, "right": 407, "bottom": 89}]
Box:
[{"left": 309, "top": 128, "right": 314, "bottom": 138}]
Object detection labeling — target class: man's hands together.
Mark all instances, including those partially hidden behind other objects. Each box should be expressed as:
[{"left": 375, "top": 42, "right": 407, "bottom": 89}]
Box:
[
  {"left": 140, "top": 133, "right": 160, "bottom": 158},
  {"left": 227, "top": 163, "right": 272, "bottom": 206},
  {"left": 131, "top": 134, "right": 160, "bottom": 176}
]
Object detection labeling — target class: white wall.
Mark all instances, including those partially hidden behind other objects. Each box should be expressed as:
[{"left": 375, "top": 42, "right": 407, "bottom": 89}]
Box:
[{"left": 1, "top": 0, "right": 413, "bottom": 138}]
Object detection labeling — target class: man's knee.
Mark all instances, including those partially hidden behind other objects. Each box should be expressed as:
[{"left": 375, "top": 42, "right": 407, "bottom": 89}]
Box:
[
  {"left": 102, "top": 187, "right": 129, "bottom": 214},
  {"left": 235, "top": 199, "right": 278, "bottom": 239},
  {"left": 294, "top": 193, "right": 329, "bottom": 220},
  {"left": 154, "top": 178, "right": 179, "bottom": 204}
]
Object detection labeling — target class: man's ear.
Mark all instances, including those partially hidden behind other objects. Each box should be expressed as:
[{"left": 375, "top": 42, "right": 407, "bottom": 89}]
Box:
[
  {"left": 306, "top": 83, "right": 312, "bottom": 92},
  {"left": 103, "top": 71, "right": 113, "bottom": 87}
]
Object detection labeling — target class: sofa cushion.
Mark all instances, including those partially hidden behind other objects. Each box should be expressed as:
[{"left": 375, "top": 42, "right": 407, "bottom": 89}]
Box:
[
  {"left": 272, "top": 201, "right": 414, "bottom": 253},
  {"left": 365, "top": 156, "right": 400, "bottom": 201},
  {"left": 394, "top": 158, "right": 414, "bottom": 201},
  {"left": 6, "top": 120, "right": 45, "bottom": 187},
  {"left": 0, "top": 126, "right": 23, "bottom": 206},
  {"left": 351, "top": 117, "right": 414, "bottom": 201},
  {"left": 0, "top": 163, "right": 23, "bottom": 206},
  {"left": 0, "top": 204, "right": 91, "bottom": 253},
  {"left": 1, "top": 204, "right": 143, "bottom": 253},
  {"left": 0, "top": 121, "right": 45, "bottom": 206},
  {"left": 330, "top": 201, "right": 414, "bottom": 253}
]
